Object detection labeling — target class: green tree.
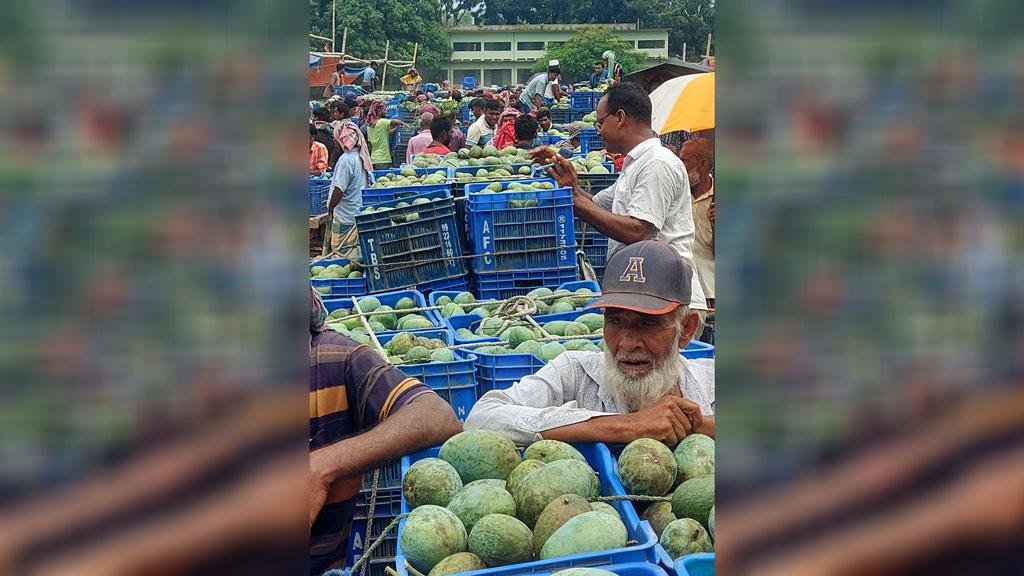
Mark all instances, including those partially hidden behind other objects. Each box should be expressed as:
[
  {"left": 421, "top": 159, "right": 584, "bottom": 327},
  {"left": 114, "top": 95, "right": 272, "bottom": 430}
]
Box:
[
  {"left": 530, "top": 26, "right": 648, "bottom": 83},
  {"left": 309, "top": 0, "right": 451, "bottom": 78},
  {"left": 481, "top": 0, "right": 638, "bottom": 24},
  {"left": 628, "top": 0, "right": 714, "bottom": 59}
]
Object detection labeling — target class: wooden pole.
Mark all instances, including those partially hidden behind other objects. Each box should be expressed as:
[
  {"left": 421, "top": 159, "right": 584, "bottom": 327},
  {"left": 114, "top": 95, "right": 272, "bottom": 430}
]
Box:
[
  {"left": 381, "top": 39, "right": 390, "bottom": 89},
  {"left": 705, "top": 33, "right": 712, "bottom": 59},
  {"left": 682, "top": 42, "right": 687, "bottom": 62},
  {"left": 331, "top": 0, "right": 336, "bottom": 52},
  {"left": 411, "top": 43, "right": 418, "bottom": 72},
  {"left": 341, "top": 27, "right": 348, "bottom": 58}
]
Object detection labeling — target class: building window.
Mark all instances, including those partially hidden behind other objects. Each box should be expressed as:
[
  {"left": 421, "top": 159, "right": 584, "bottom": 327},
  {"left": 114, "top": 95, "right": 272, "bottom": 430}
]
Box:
[
  {"left": 454, "top": 69, "right": 480, "bottom": 86},
  {"left": 637, "top": 39, "right": 666, "bottom": 49},
  {"left": 517, "top": 41, "right": 545, "bottom": 51},
  {"left": 484, "top": 68, "right": 511, "bottom": 87},
  {"left": 452, "top": 42, "right": 481, "bottom": 52},
  {"left": 517, "top": 68, "right": 535, "bottom": 84},
  {"left": 484, "top": 42, "right": 511, "bottom": 52},
  {"left": 547, "top": 41, "right": 565, "bottom": 48}
]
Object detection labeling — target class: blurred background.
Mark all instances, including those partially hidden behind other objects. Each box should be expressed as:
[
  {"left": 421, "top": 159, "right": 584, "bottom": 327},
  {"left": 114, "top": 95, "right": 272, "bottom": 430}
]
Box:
[
  {"left": 715, "top": 0, "right": 1024, "bottom": 574},
  {"left": 0, "top": 0, "right": 309, "bottom": 574}
]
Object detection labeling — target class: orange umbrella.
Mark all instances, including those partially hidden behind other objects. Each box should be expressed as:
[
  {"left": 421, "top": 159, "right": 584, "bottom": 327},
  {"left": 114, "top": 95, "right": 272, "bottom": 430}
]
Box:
[{"left": 650, "top": 72, "right": 715, "bottom": 134}]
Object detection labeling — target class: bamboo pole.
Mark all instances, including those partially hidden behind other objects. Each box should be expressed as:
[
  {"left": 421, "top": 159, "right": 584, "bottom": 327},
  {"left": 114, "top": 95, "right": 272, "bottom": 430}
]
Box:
[
  {"left": 381, "top": 40, "right": 390, "bottom": 88},
  {"left": 331, "top": 0, "right": 336, "bottom": 52},
  {"left": 411, "top": 43, "right": 418, "bottom": 72},
  {"left": 682, "top": 42, "right": 687, "bottom": 62},
  {"left": 705, "top": 33, "right": 712, "bottom": 59}
]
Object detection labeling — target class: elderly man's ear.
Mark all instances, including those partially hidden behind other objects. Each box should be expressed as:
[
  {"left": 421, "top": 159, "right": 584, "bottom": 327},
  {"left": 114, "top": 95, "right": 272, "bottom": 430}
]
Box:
[{"left": 679, "top": 310, "right": 700, "bottom": 348}]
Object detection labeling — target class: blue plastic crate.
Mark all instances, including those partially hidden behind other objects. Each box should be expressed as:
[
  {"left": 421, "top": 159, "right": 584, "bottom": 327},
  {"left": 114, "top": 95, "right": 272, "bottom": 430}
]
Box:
[
  {"left": 473, "top": 267, "right": 580, "bottom": 301},
  {"left": 681, "top": 340, "right": 715, "bottom": 359},
  {"left": 539, "top": 133, "right": 568, "bottom": 146},
  {"left": 549, "top": 108, "right": 572, "bottom": 124},
  {"left": 416, "top": 274, "right": 469, "bottom": 298},
  {"left": 578, "top": 171, "right": 619, "bottom": 197},
  {"left": 466, "top": 179, "right": 575, "bottom": 272},
  {"left": 396, "top": 443, "right": 660, "bottom": 576},
  {"left": 375, "top": 329, "right": 478, "bottom": 420},
  {"left": 336, "top": 85, "right": 366, "bottom": 98},
  {"left": 361, "top": 459, "right": 403, "bottom": 490},
  {"left": 673, "top": 553, "right": 714, "bottom": 576},
  {"left": 580, "top": 128, "right": 605, "bottom": 154},
  {"left": 347, "top": 513, "right": 398, "bottom": 569},
  {"left": 310, "top": 174, "right": 332, "bottom": 216},
  {"left": 355, "top": 487, "right": 405, "bottom": 518},
  {"left": 570, "top": 91, "right": 597, "bottom": 110},
  {"left": 363, "top": 168, "right": 452, "bottom": 206},
  {"left": 323, "top": 289, "right": 440, "bottom": 336},
  {"left": 311, "top": 257, "right": 368, "bottom": 298},
  {"left": 452, "top": 164, "right": 535, "bottom": 197},
  {"left": 461, "top": 104, "right": 473, "bottom": 122},
  {"left": 356, "top": 194, "right": 468, "bottom": 293}
]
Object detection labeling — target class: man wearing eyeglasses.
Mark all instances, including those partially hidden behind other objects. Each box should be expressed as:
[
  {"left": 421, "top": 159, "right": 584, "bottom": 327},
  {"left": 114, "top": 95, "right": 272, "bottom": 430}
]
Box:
[{"left": 530, "top": 82, "right": 708, "bottom": 336}]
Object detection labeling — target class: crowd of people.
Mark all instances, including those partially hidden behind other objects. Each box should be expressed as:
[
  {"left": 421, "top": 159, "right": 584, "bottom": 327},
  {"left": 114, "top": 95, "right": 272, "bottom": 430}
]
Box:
[{"left": 307, "top": 64, "right": 718, "bottom": 572}]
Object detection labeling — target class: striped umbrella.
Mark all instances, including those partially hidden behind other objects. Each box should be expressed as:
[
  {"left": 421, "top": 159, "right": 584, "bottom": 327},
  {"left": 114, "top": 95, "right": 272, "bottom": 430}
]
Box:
[{"left": 650, "top": 72, "right": 715, "bottom": 135}]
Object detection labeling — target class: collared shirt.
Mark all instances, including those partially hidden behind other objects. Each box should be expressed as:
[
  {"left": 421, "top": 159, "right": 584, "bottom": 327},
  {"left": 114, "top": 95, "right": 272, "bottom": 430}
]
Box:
[
  {"left": 406, "top": 128, "right": 434, "bottom": 163},
  {"left": 466, "top": 115, "right": 495, "bottom": 147},
  {"left": 330, "top": 150, "right": 367, "bottom": 224},
  {"left": 308, "top": 330, "right": 431, "bottom": 575},
  {"left": 590, "top": 69, "right": 609, "bottom": 88},
  {"left": 310, "top": 141, "right": 329, "bottom": 174},
  {"left": 464, "top": 351, "right": 715, "bottom": 446},
  {"left": 692, "top": 184, "right": 715, "bottom": 300},
  {"left": 449, "top": 127, "right": 466, "bottom": 152},
  {"left": 520, "top": 73, "right": 556, "bottom": 110},
  {"left": 592, "top": 137, "right": 708, "bottom": 311}
]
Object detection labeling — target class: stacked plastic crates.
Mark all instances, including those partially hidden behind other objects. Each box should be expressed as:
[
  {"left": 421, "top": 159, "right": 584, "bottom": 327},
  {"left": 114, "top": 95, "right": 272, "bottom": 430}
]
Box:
[
  {"left": 549, "top": 107, "right": 572, "bottom": 124},
  {"left": 346, "top": 460, "right": 403, "bottom": 576},
  {"left": 355, "top": 190, "right": 469, "bottom": 294},
  {"left": 580, "top": 128, "right": 606, "bottom": 154},
  {"left": 391, "top": 126, "right": 417, "bottom": 168},
  {"left": 465, "top": 178, "right": 578, "bottom": 300},
  {"left": 309, "top": 173, "right": 331, "bottom": 216},
  {"left": 574, "top": 166, "right": 618, "bottom": 280},
  {"left": 376, "top": 329, "right": 478, "bottom": 420}
]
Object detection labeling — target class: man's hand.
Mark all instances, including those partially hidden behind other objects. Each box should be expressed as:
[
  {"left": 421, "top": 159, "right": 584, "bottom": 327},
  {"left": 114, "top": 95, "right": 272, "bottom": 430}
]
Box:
[
  {"left": 622, "top": 395, "right": 704, "bottom": 446},
  {"left": 529, "top": 147, "right": 578, "bottom": 190},
  {"left": 308, "top": 450, "right": 331, "bottom": 529}
]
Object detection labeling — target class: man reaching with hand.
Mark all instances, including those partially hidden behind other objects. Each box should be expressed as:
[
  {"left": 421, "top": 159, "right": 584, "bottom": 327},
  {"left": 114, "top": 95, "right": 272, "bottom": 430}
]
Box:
[{"left": 465, "top": 241, "right": 714, "bottom": 446}]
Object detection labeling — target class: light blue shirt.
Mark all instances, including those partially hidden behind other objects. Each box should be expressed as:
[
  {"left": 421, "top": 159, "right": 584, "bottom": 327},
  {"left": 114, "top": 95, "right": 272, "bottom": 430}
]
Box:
[
  {"left": 363, "top": 67, "right": 377, "bottom": 83},
  {"left": 520, "top": 73, "right": 553, "bottom": 110},
  {"left": 330, "top": 150, "right": 366, "bottom": 224}
]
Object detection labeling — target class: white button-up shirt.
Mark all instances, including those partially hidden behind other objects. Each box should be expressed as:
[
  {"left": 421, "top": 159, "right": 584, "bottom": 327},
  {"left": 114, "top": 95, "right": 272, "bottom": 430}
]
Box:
[
  {"left": 692, "top": 185, "right": 715, "bottom": 300},
  {"left": 592, "top": 137, "right": 707, "bottom": 311},
  {"left": 465, "top": 351, "right": 715, "bottom": 446}
]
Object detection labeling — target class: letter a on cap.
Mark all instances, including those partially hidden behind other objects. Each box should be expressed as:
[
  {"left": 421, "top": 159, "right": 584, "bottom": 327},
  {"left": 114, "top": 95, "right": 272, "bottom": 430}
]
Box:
[{"left": 619, "top": 257, "right": 646, "bottom": 283}]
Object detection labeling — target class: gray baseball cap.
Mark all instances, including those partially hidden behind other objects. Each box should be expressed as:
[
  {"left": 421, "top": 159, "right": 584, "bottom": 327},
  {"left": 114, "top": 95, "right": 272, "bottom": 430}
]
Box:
[{"left": 585, "top": 240, "right": 691, "bottom": 313}]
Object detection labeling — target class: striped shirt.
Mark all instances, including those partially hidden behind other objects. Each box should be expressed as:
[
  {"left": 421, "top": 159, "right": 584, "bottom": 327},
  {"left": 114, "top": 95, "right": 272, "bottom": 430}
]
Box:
[{"left": 309, "top": 330, "right": 430, "bottom": 574}]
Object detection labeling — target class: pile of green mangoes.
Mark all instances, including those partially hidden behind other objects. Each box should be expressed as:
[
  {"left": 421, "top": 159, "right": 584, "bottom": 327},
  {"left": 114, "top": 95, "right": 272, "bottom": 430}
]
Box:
[
  {"left": 400, "top": 431, "right": 630, "bottom": 573},
  {"left": 359, "top": 197, "right": 441, "bottom": 224},
  {"left": 438, "top": 287, "right": 598, "bottom": 322},
  {"left": 411, "top": 144, "right": 532, "bottom": 169},
  {"left": 369, "top": 166, "right": 447, "bottom": 189},
  {"left": 619, "top": 435, "right": 716, "bottom": 559},
  {"left": 464, "top": 314, "right": 605, "bottom": 362},
  {"left": 325, "top": 295, "right": 435, "bottom": 342},
  {"left": 310, "top": 261, "right": 364, "bottom": 284},
  {"left": 569, "top": 151, "right": 611, "bottom": 174},
  {"left": 381, "top": 331, "right": 457, "bottom": 365}
]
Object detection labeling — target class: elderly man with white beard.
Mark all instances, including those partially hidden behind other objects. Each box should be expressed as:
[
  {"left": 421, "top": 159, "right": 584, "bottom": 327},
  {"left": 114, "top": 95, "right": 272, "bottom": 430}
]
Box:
[{"left": 464, "top": 241, "right": 714, "bottom": 446}]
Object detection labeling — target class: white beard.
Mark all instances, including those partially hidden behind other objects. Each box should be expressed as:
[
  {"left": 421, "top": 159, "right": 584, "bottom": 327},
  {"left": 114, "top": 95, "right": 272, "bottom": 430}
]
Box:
[{"left": 602, "top": 346, "right": 681, "bottom": 413}]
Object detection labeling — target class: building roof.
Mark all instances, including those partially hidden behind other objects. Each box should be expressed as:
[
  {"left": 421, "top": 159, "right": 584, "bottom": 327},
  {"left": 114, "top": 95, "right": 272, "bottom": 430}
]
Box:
[
  {"left": 449, "top": 23, "right": 670, "bottom": 33},
  {"left": 622, "top": 58, "right": 713, "bottom": 93}
]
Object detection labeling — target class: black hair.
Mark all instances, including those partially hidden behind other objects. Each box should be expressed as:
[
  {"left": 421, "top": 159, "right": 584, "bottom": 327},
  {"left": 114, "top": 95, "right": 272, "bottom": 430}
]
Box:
[
  {"left": 309, "top": 123, "right": 318, "bottom": 136},
  {"left": 601, "top": 82, "right": 651, "bottom": 126},
  {"left": 336, "top": 63, "right": 343, "bottom": 71},
  {"left": 514, "top": 115, "right": 539, "bottom": 142},
  {"left": 430, "top": 116, "right": 453, "bottom": 142},
  {"left": 313, "top": 107, "right": 332, "bottom": 121},
  {"left": 595, "top": 61, "right": 604, "bottom": 68},
  {"left": 334, "top": 102, "right": 350, "bottom": 118},
  {"left": 535, "top": 108, "right": 552, "bottom": 121},
  {"left": 483, "top": 99, "right": 501, "bottom": 112},
  {"left": 470, "top": 98, "right": 484, "bottom": 110},
  {"left": 548, "top": 66, "right": 561, "bottom": 75}
]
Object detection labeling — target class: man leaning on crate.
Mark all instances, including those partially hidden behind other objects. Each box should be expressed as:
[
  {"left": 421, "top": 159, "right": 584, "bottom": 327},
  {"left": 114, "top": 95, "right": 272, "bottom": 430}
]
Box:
[
  {"left": 465, "top": 241, "right": 714, "bottom": 446},
  {"left": 308, "top": 286, "right": 462, "bottom": 575}
]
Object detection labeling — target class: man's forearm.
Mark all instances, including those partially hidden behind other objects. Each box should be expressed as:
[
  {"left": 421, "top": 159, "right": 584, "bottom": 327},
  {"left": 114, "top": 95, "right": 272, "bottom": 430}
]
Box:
[
  {"left": 328, "top": 187, "right": 342, "bottom": 213},
  {"left": 540, "top": 414, "right": 635, "bottom": 444},
  {"left": 573, "top": 192, "right": 653, "bottom": 244},
  {"left": 311, "top": 393, "right": 460, "bottom": 484}
]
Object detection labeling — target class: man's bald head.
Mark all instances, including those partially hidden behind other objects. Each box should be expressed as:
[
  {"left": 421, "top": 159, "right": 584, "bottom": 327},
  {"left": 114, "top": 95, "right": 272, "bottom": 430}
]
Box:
[
  {"left": 681, "top": 137, "right": 714, "bottom": 170},
  {"left": 420, "top": 112, "right": 434, "bottom": 129}
]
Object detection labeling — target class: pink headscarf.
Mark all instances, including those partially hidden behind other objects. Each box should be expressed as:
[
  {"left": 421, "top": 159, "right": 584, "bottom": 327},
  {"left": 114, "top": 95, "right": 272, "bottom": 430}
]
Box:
[
  {"left": 365, "top": 100, "right": 385, "bottom": 126},
  {"left": 418, "top": 103, "right": 440, "bottom": 118},
  {"left": 492, "top": 107, "right": 522, "bottom": 149}
]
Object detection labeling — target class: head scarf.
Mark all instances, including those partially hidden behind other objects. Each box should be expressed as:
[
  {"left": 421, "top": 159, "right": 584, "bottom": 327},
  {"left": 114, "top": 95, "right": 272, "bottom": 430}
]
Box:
[
  {"left": 415, "top": 94, "right": 428, "bottom": 103},
  {"left": 365, "top": 99, "right": 386, "bottom": 127},
  {"left": 418, "top": 103, "right": 440, "bottom": 118},
  {"left": 310, "top": 284, "right": 328, "bottom": 336},
  {"left": 334, "top": 120, "right": 374, "bottom": 175},
  {"left": 492, "top": 107, "right": 522, "bottom": 149}
]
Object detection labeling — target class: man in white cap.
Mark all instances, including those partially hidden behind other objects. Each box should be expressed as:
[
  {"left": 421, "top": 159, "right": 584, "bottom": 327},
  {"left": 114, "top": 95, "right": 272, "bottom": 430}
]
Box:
[
  {"left": 465, "top": 240, "right": 714, "bottom": 446},
  {"left": 518, "top": 61, "right": 564, "bottom": 114}
]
